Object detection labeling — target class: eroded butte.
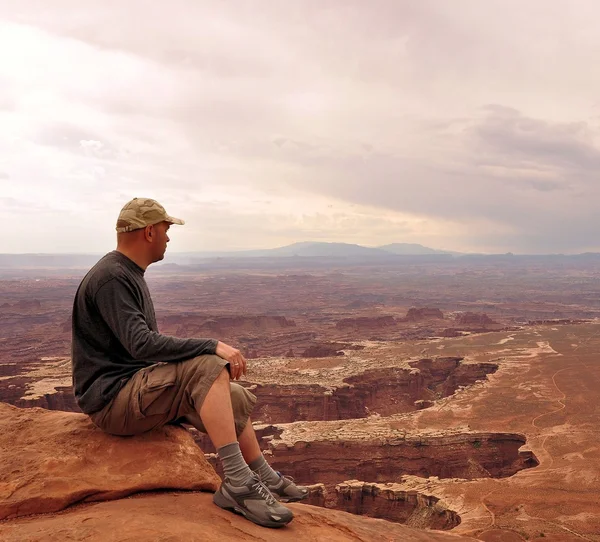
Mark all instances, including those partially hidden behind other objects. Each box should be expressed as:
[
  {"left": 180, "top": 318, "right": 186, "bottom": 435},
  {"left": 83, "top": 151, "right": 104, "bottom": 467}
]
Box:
[{"left": 2, "top": 258, "right": 600, "bottom": 540}]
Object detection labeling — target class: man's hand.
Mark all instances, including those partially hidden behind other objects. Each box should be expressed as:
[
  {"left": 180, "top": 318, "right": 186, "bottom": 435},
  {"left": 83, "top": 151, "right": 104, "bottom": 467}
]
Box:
[{"left": 215, "top": 341, "right": 247, "bottom": 380}]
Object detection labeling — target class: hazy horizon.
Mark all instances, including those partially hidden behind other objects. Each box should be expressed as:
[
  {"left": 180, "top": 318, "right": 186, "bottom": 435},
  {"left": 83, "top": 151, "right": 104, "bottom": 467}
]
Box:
[
  {"left": 1, "top": 240, "right": 598, "bottom": 257},
  {"left": 2, "top": 1, "right": 600, "bottom": 255}
]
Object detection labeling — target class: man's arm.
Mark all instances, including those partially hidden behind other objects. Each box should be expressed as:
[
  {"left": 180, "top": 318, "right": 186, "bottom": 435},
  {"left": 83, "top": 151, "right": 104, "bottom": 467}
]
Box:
[{"left": 95, "top": 277, "right": 217, "bottom": 363}]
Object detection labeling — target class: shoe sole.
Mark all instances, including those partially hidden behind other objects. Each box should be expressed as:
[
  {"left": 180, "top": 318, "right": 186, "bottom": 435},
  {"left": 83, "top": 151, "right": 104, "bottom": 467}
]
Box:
[{"left": 213, "top": 489, "right": 293, "bottom": 529}]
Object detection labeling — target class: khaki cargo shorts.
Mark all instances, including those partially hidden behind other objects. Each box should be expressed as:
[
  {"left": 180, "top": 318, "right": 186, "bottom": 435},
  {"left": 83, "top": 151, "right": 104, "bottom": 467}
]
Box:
[{"left": 90, "top": 354, "right": 257, "bottom": 437}]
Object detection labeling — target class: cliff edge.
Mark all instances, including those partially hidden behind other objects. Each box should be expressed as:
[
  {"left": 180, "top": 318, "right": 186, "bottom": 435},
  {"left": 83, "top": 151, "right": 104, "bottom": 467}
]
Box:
[{"left": 0, "top": 403, "right": 477, "bottom": 541}]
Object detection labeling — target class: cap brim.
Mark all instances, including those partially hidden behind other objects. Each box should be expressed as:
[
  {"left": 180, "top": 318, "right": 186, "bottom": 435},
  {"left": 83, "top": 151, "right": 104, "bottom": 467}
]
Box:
[{"left": 165, "top": 215, "right": 185, "bottom": 225}]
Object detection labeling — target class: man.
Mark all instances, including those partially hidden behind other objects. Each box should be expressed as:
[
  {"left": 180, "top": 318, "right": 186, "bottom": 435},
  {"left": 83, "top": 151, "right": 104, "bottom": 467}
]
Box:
[{"left": 71, "top": 197, "right": 307, "bottom": 529}]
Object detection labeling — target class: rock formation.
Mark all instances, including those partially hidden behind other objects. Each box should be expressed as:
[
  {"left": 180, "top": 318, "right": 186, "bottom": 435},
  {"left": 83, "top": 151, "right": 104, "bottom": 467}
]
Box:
[
  {"left": 3, "top": 354, "right": 497, "bottom": 426},
  {"left": 0, "top": 402, "right": 220, "bottom": 520},
  {"left": 335, "top": 315, "right": 397, "bottom": 330},
  {"left": 263, "top": 430, "right": 537, "bottom": 498},
  {"left": 301, "top": 342, "right": 349, "bottom": 357},
  {"left": 14, "top": 387, "right": 80, "bottom": 411},
  {"left": 159, "top": 314, "right": 297, "bottom": 337},
  {"left": 336, "top": 480, "right": 459, "bottom": 530},
  {"left": 0, "top": 492, "right": 479, "bottom": 541},
  {"left": 404, "top": 308, "right": 445, "bottom": 321},
  {"left": 0, "top": 402, "right": 479, "bottom": 541},
  {"left": 245, "top": 358, "right": 497, "bottom": 424},
  {"left": 1, "top": 299, "right": 42, "bottom": 309},
  {"left": 454, "top": 312, "right": 496, "bottom": 326}
]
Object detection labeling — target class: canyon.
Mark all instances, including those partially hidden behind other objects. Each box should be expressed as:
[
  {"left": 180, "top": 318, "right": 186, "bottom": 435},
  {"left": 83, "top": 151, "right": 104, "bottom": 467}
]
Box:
[
  {"left": 2, "top": 256, "right": 600, "bottom": 540},
  {"left": 1, "top": 402, "right": 470, "bottom": 542}
]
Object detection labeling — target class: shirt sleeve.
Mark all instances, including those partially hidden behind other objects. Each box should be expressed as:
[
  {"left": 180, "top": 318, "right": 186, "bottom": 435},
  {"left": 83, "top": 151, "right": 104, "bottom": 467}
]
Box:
[{"left": 94, "top": 276, "right": 218, "bottom": 362}]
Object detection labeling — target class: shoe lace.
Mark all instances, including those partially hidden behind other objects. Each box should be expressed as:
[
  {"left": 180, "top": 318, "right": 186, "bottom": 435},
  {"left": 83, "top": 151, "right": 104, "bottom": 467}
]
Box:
[
  {"left": 275, "top": 472, "right": 308, "bottom": 494},
  {"left": 252, "top": 479, "right": 276, "bottom": 505}
]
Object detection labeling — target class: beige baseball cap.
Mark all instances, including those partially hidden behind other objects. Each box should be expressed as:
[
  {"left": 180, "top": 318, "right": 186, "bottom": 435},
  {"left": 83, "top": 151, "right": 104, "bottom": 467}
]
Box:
[{"left": 115, "top": 197, "right": 185, "bottom": 233}]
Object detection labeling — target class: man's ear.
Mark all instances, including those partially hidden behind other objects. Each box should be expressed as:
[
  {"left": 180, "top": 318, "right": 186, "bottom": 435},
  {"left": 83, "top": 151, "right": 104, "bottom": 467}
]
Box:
[{"left": 144, "top": 224, "right": 154, "bottom": 242}]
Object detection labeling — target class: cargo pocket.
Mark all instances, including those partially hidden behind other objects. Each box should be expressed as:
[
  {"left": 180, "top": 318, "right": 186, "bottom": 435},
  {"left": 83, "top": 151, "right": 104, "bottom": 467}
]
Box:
[{"left": 134, "top": 364, "right": 177, "bottom": 419}]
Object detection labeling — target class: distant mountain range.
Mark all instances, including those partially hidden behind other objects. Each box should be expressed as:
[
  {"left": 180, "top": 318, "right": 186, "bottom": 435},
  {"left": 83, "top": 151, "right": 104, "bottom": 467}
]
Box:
[
  {"left": 377, "top": 243, "right": 462, "bottom": 256},
  {"left": 0, "top": 242, "right": 454, "bottom": 269},
  {"left": 2, "top": 242, "right": 600, "bottom": 270},
  {"left": 172, "top": 242, "right": 459, "bottom": 260}
]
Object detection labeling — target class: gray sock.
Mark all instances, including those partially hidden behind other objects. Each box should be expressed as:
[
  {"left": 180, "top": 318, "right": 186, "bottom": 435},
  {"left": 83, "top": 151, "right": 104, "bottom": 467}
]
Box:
[
  {"left": 248, "top": 454, "right": 281, "bottom": 485},
  {"left": 217, "top": 442, "right": 254, "bottom": 487}
]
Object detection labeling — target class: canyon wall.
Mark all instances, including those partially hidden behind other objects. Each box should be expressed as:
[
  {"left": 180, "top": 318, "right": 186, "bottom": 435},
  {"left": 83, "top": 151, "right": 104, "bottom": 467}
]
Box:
[
  {"left": 249, "top": 359, "right": 498, "bottom": 423},
  {"left": 265, "top": 432, "right": 537, "bottom": 493},
  {"left": 336, "top": 481, "right": 460, "bottom": 530}
]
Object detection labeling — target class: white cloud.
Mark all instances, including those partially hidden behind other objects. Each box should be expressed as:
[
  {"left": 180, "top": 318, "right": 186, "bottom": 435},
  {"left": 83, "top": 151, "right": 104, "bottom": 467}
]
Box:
[{"left": 0, "top": 1, "right": 600, "bottom": 253}]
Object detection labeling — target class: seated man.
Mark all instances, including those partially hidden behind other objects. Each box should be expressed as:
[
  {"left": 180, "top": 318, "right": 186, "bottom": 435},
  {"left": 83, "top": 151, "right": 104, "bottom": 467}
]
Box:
[{"left": 71, "top": 197, "right": 307, "bottom": 529}]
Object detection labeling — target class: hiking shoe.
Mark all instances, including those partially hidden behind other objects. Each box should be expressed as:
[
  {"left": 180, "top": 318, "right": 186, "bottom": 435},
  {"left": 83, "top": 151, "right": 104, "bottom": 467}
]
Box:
[
  {"left": 266, "top": 472, "right": 310, "bottom": 503},
  {"left": 213, "top": 476, "right": 293, "bottom": 528}
]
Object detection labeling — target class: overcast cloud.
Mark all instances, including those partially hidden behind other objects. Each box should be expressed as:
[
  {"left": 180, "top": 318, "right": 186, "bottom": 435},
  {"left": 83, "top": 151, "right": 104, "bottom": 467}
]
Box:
[{"left": 1, "top": 0, "right": 599, "bottom": 254}]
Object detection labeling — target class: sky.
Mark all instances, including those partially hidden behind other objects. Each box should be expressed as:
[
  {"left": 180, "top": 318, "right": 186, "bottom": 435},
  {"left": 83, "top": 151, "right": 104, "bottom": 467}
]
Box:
[{"left": 1, "top": 0, "right": 600, "bottom": 254}]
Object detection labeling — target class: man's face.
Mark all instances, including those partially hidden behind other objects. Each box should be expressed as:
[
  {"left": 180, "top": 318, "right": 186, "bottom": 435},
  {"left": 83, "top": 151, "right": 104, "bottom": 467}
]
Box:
[{"left": 149, "top": 221, "right": 170, "bottom": 263}]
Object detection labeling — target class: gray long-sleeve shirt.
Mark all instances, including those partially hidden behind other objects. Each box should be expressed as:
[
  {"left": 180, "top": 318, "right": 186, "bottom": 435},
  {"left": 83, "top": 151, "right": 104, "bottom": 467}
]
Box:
[{"left": 71, "top": 251, "right": 217, "bottom": 414}]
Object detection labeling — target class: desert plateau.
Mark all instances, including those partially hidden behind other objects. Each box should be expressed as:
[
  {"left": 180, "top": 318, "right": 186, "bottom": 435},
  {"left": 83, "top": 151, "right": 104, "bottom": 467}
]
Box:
[{"left": 1, "top": 253, "right": 600, "bottom": 541}]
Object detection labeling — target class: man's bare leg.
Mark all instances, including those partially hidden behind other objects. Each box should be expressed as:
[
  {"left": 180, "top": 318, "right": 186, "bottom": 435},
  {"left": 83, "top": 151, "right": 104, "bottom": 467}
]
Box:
[
  {"left": 186, "top": 372, "right": 265, "bottom": 475},
  {"left": 192, "top": 367, "right": 294, "bottom": 528},
  {"left": 183, "top": 408, "right": 262, "bottom": 465},
  {"left": 184, "top": 370, "right": 262, "bottom": 461},
  {"left": 186, "top": 368, "right": 307, "bottom": 507},
  {"left": 198, "top": 368, "right": 237, "bottom": 448},
  {"left": 182, "top": 368, "right": 256, "bottom": 488},
  {"left": 187, "top": 405, "right": 282, "bottom": 486}
]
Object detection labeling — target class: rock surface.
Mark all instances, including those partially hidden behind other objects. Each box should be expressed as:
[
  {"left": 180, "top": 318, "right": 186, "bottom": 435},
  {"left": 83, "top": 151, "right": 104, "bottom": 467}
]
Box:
[
  {"left": 0, "top": 492, "right": 479, "bottom": 541},
  {"left": 335, "top": 315, "right": 397, "bottom": 330},
  {"left": 0, "top": 402, "right": 478, "bottom": 541},
  {"left": 404, "top": 308, "right": 445, "bottom": 321},
  {"left": 454, "top": 312, "right": 496, "bottom": 326},
  {"left": 336, "top": 480, "right": 460, "bottom": 530},
  {"left": 262, "top": 430, "right": 536, "bottom": 494},
  {"left": 0, "top": 403, "right": 220, "bottom": 520},
  {"left": 243, "top": 358, "right": 498, "bottom": 424}
]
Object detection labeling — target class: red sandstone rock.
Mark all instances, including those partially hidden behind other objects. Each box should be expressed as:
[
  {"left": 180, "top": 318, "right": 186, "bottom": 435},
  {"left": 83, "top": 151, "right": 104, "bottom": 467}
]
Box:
[
  {"left": 1, "top": 299, "right": 41, "bottom": 309},
  {"left": 336, "top": 480, "right": 459, "bottom": 530},
  {"left": 404, "top": 308, "right": 445, "bottom": 321},
  {"left": 454, "top": 312, "right": 496, "bottom": 326},
  {"left": 159, "top": 314, "right": 296, "bottom": 337},
  {"left": 440, "top": 328, "right": 463, "bottom": 337},
  {"left": 335, "top": 315, "right": 397, "bottom": 330},
  {"left": 301, "top": 343, "right": 347, "bottom": 357},
  {"left": 14, "top": 387, "right": 80, "bottom": 412},
  {"left": 0, "top": 402, "right": 220, "bottom": 520},
  {"left": 240, "top": 359, "right": 498, "bottom": 424},
  {"left": 0, "top": 492, "right": 479, "bottom": 541},
  {"left": 263, "top": 431, "right": 536, "bottom": 506},
  {"left": 0, "top": 403, "right": 478, "bottom": 541}
]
